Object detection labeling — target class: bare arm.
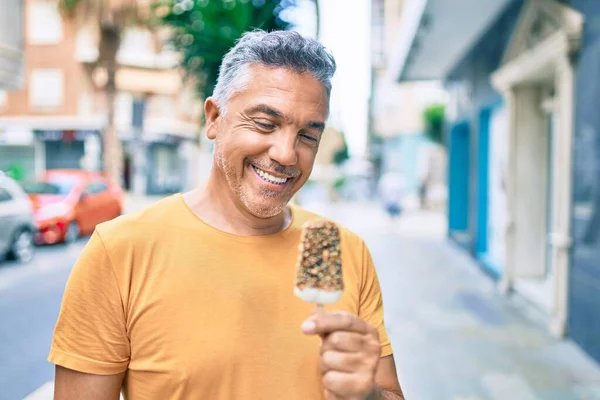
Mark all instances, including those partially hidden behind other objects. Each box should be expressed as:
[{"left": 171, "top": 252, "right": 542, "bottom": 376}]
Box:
[
  {"left": 370, "top": 355, "right": 405, "bottom": 399},
  {"left": 54, "top": 366, "right": 125, "bottom": 400}
]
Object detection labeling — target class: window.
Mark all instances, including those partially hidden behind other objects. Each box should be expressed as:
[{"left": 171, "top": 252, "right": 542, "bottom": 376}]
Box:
[
  {"left": 132, "top": 98, "right": 147, "bottom": 129},
  {"left": 371, "top": 0, "right": 385, "bottom": 66},
  {"left": 28, "top": 1, "right": 63, "bottom": 45},
  {"left": 23, "top": 180, "right": 74, "bottom": 195},
  {"left": 85, "top": 182, "right": 108, "bottom": 194},
  {"left": 75, "top": 26, "right": 99, "bottom": 62},
  {"left": 30, "top": 69, "right": 64, "bottom": 108},
  {"left": 78, "top": 92, "right": 94, "bottom": 116},
  {"left": 115, "top": 92, "right": 133, "bottom": 127},
  {"left": 93, "top": 183, "right": 107, "bottom": 194},
  {"left": 117, "top": 28, "right": 155, "bottom": 67},
  {"left": 0, "top": 188, "right": 13, "bottom": 202},
  {"left": 148, "top": 95, "right": 176, "bottom": 120}
]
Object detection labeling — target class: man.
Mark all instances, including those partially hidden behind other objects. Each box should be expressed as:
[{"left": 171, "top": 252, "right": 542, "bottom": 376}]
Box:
[{"left": 50, "top": 30, "right": 404, "bottom": 400}]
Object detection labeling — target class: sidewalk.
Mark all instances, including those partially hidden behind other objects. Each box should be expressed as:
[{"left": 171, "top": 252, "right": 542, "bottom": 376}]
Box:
[{"left": 306, "top": 201, "right": 600, "bottom": 400}]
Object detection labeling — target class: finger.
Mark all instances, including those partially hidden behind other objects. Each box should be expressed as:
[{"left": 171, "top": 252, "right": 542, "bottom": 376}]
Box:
[
  {"left": 321, "top": 332, "right": 382, "bottom": 359},
  {"left": 320, "top": 350, "right": 365, "bottom": 373},
  {"left": 302, "top": 311, "right": 377, "bottom": 336},
  {"left": 321, "top": 331, "right": 369, "bottom": 353},
  {"left": 322, "top": 370, "right": 374, "bottom": 398}
]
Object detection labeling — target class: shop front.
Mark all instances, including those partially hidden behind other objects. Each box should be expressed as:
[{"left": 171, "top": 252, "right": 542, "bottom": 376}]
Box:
[
  {"left": 491, "top": 0, "right": 583, "bottom": 336},
  {"left": 146, "top": 135, "right": 186, "bottom": 195},
  {"left": 0, "top": 127, "right": 38, "bottom": 181},
  {"left": 36, "top": 129, "right": 102, "bottom": 172},
  {"left": 122, "top": 132, "right": 197, "bottom": 196}
]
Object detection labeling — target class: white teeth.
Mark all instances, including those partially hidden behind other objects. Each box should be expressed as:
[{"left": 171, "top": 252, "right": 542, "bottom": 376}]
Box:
[{"left": 253, "top": 166, "right": 288, "bottom": 185}]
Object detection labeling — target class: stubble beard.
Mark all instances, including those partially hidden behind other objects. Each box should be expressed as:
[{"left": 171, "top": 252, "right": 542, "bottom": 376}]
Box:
[{"left": 214, "top": 145, "right": 290, "bottom": 219}]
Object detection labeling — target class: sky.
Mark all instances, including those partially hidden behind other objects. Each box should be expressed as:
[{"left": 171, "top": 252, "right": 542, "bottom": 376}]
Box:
[{"left": 291, "top": 0, "right": 372, "bottom": 159}]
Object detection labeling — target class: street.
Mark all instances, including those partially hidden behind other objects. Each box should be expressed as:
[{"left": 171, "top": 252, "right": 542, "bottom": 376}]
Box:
[
  {"left": 0, "top": 239, "right": 87, "bottom": 400},
  {"left": 1, "top": 200, "right": 600, "bottom": 400}
]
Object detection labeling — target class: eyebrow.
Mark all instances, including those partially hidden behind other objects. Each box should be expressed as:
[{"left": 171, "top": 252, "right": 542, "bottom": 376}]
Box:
[
  {"left": 245, "top": 104, "right": 284, "bottom": 119},
  {"left": 307, "top": 121, "right": 326, "bottom": 131},
  {"left": 245, "top": 104, "right": 325, "bottom": 131}
]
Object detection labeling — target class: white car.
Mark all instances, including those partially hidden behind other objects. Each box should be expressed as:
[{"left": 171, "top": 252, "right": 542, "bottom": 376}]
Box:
[{"left": 0, "top": 172, "right": 36, "bottom": 263}]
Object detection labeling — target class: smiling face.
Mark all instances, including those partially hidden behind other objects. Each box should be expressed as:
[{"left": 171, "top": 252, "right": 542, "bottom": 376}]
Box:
[{"left": 205, "top": 64, "right": 328, "bottom": 219}]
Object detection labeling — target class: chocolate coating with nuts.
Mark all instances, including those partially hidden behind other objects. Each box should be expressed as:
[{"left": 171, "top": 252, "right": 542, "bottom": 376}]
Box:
[{"left": 295, "top": 220, "right": 343, "bottom": 292}]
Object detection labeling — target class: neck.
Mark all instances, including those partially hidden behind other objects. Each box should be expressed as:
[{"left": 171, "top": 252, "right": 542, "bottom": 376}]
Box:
[{"left": 183, "top": 168, "right": 291, "bottom": 236}]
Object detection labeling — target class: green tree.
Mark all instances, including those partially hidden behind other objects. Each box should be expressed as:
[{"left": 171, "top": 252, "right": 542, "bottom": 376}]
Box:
[
  {"left": 58, "top": 0, "right": 150, "bottom": 185},
  {"left": 423, "top": 103, "right": 445, "bottom": 145},
  {"left": 154, "top": 0, "right": 313, "bottom": 102},
  {"left": 332, "top": 131, "right": 349, "bottom": 166}
]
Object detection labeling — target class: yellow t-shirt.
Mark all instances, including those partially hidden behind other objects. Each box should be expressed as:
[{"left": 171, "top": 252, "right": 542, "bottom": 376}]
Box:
[{"left": 49, "top": 194, "right": 392, "bottom": 399}]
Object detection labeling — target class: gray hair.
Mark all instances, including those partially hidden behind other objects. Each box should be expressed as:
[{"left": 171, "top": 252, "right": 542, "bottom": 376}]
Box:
[{"left": 213, "top": 30, "right": 336, "bottom": 114}]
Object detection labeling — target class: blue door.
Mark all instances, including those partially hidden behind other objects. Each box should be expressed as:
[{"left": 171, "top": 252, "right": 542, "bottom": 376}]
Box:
[
  {"left": 476, "top": 108, "right": 491, "bottom": 260},
  {"left": 475, "top": 103, "right": 507, "bottom": 278},
  {"left": 448, "top": 121, "right": 470, "bottom": 248}
]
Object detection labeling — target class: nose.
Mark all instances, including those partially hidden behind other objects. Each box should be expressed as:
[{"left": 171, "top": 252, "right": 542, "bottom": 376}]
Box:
[{"left": 268, "top": 131, "right": 298, "bottom": 166}]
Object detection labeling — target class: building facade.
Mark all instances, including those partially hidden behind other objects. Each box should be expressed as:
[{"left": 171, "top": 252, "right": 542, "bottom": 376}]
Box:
[
  {"left": 568, "top": 0, "right": 600, "bottom": 365},
  {"left": 0, "top": 0, "right": 104, "bottom": 182},
  {"left": 370, "top": 0, "right": 447, "bottom": 206},
  {"left": 0, "top": 0, "right": 205, "bottom": 194},
  {"left": 0, "top": 0, "right": 25, "bottom": 90},
  {"left": 0, "top": 0, "right": 27, "bottom": 179},
  {"left": 395, "top": 0, "right": 600, "bottom": 363},
  {"left": 109, "top": 27, "right": 204, "bottom": 195}
]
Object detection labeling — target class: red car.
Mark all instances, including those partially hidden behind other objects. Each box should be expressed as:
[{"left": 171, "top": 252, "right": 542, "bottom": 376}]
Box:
[{"left": 23, "top": 169, "right": 124, "bottom": 244}]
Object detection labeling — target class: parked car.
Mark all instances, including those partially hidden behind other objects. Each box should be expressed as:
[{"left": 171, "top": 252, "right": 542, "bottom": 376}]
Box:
[
  {"left": 0, "top": 172, "right": 36, "bottom": 263},
  {"left": 22, "top": 169, "right": 124, "bottom": 245}
]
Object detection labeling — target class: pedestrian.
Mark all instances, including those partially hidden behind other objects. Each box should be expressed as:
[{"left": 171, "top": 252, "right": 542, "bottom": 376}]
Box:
[
  {"left": 49, "top": 30, "right": 404, "bottom": 400},
  {"left": 378, "top": 169, "right": 405, "bottom": 222}
]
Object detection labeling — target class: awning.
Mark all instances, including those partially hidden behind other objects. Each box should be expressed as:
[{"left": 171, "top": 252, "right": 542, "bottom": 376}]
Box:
[
  {"left": 118, "top": 118, "right": 201, "bottom": 142},
  {"left": 0, "top": 115, "right": 107, "bottom": 131},
  {"left": 393, "top": 0, "right": 513, "bottom": 82}
]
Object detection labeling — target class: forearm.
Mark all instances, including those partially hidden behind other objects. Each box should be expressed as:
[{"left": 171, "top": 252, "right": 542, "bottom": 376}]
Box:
[{"left": 367, "top": 387, "right": 405, "bottom": 399}]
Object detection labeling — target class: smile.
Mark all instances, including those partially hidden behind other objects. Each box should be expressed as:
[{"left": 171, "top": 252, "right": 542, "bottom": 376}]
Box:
[{"left": 251, "top": 165, "right": 290, "bottom": 185}]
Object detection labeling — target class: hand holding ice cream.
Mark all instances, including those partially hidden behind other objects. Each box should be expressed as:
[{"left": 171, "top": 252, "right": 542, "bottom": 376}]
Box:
[
  {"left": 295, "top": 220, "right": 381, "bottom": 399},
  {"left": 302, "top": 311, "right": 381, "bottom": 400}
]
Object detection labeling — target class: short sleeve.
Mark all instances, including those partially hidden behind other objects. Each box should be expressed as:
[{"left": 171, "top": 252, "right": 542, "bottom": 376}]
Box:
[
  {"left": 48, "top": 230, "right": 130, "bottom": 375},
  {"left": 358, "top": 241, "right": 393, "bottom": 357}
]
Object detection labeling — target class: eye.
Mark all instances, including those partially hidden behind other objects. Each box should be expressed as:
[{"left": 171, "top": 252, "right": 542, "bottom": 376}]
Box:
[
  {"left": 300, "top": 133, "right": 319, "bottom": 144},
  {"left": 255, "top": 121, "right": 276, "bottom": 131}
]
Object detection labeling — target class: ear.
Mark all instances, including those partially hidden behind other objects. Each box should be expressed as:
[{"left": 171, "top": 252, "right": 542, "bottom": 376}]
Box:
[{"left": 204, "top": 97, "right": 221, "bottom": 140}]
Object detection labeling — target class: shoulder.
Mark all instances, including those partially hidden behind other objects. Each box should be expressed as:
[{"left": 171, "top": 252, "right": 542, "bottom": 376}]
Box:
[{"left": 95, "top": 194, "right": 183, "bottom": 252}]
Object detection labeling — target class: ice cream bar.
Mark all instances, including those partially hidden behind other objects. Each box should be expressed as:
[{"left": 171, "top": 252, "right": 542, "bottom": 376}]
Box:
[{"left": 294, "top": 220, "right": 343, "bottom": 305}]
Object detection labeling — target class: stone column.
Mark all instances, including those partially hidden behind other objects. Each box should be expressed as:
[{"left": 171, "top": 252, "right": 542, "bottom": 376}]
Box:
[
  {"left": 499, "top": 89, "right": 516, "bottom": 295},
  {"left": 549, "top": 55, "right": 575, "bottom": 337}
]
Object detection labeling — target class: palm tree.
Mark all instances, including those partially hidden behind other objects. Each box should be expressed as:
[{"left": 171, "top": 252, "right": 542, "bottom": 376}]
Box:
[{"left": 58, "top": 0, "right": 150, "bottom": 185}]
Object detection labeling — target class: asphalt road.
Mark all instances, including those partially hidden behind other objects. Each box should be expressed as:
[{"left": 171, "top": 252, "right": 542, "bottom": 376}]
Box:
[{"left": 0, "top": 238, "right": 87, "bottom": 400}]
